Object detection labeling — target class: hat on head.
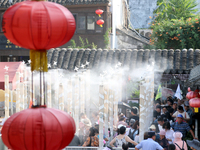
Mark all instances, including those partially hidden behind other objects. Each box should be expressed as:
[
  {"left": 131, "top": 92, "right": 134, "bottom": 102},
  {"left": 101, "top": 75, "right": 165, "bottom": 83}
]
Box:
[
  {"left": 177, "top": 114, "right": 183, "bottom": 118},
  {"left": 149, "top": 124, "right": 156, "bottom": 130},
  {"left": 159, "top": 130, "right": 166, "bottom": 136},
  {"left": 118, "top": 124, "right": 126, "bottom": 129},
  {"left": 186, "top": 139, "right": 200, "bottom": 150},
  {"left": 173, "top": 132, "right": 183, "bottom": 139},
  {"left": 129, "top": 119, "right": 135, "bottom": 126},
  {"left": 81, "top": 118, "right": 92, "bottom": 127},
  {"left": 156, "top": 105, "right": 161, "bottom": 109},
  {"left": 148, "top": 131, "right": 156, "bottom": 137},
  {"left": 184, "top": 101, "right": 189, "bottom": 107}
]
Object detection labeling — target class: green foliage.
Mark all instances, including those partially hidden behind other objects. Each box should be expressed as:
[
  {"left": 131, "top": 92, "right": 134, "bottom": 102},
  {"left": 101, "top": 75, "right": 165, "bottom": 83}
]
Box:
[
  {"left": 69, "top": 39, "right": 77, "bottom": 48},
  {"left": 79, "top": 36, "right": 91, "bottom": 48},
  {"left": 126, "top": 81, "right": 140, "bottom": 99},
  {"left": 91, "top": 42, "right": 97, "bottom": 49},
  {"left": 68, "top": 36, "right": 97, "bottom": 49},
  {"left": 150, "top": 17, "right": 200, "bottom": 49},
  {"left": 104, "top": 28, "right": 112, "bottom": 49},
  {"left": 128, "top": 102, "right": 139, "bottom": 109},
  {"left": 154, "top": 0, "right": 198, "bottom": 22}
]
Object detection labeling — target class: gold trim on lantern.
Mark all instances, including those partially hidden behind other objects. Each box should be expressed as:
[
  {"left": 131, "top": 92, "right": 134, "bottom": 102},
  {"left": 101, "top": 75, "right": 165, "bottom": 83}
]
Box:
[{"left": 30, "top": 50, "right": 48, "bottom": 72}]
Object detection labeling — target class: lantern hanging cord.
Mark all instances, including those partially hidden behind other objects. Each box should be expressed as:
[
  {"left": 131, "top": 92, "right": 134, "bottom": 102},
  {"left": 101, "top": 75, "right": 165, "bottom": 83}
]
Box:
[
  {"left": 32, "top": 72, "right": 33, "bottom": 107},
  {"left": 43, "top": 71, "right": 46, "bottom": 106},
  {"left": 39, "top": 51, "right": 41, "bottom": 106}
]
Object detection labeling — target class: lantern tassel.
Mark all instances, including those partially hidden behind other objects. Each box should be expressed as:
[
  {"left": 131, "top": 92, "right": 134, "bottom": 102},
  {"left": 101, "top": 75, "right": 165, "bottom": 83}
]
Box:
[
  {"left": 98, "top": 14, "right": 101, "bottom": 17},
  {"left": 194, "top": 107, "right": 198, "bottom": 113},
  {"left": 30, "top": 50, "right": 48, "bottom": 72},
  {"left": 100, "top": 25, "right": 103, "bottom": 27}
]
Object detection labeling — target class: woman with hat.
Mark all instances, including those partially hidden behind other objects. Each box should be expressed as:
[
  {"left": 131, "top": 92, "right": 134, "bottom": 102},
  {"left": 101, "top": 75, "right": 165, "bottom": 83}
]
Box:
[
  {"left": 186, "top": 139, "right": 200, "bottom": 150},
  {"left": 173, "top": 132, "right": 188, "bottom": 150},
  {"left": 79, "top": 117, "right": 92, "bottom": 145},
  {"left": 156, "top": 130, "right": 169, "bottom": 150}
]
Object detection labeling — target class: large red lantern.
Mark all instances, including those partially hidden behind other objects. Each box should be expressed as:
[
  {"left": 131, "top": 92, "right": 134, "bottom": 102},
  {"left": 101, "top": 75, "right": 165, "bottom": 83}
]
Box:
[
  {"left": 2, "top": 106, "right": 76, "bottom": 150},
  {"left": 189, "top": 98, "right": 200, "bottom": 113},
  {"left": 97, "top": 19, "right": 104, "bottom": 27},
  {"left": 95, "top": 9, "right": 104, "bottom": 17},
  {"left": 2, "top": 1, "right": 76, "bottom": 72},
  {"left": 189, "top": 98, "right": 200, "bottom": 107},
  {"left": 186, "top": 87, "right": 200, "bottom": 99}
]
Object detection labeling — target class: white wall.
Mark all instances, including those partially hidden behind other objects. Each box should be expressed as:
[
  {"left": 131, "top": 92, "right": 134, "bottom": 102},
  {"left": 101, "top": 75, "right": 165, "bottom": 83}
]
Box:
[{"left": 110, "top": 0, "right": 125, "bottom": 28}]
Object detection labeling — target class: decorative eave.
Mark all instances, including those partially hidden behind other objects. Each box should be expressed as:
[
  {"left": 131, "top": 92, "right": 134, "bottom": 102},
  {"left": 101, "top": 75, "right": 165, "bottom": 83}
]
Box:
[
  {"left": 48, "top": 48, "right": 200, "bottom": 74},
  {"left": 0, "top": 0, "right": 110, "bottom": 8}
]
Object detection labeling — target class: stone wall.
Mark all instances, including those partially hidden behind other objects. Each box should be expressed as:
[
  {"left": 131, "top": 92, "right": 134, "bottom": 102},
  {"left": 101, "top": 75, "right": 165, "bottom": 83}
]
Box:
[
  {"left": 129, "top": 0, "right": 157, "bottom": 29},
  {"left": 116, "top": 28, "right": 149, "bottom": 49}
]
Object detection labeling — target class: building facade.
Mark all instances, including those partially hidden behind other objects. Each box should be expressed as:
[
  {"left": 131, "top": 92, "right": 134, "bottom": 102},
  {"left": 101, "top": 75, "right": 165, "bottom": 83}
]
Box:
[{"left": 0, "top": 0, "right": 149, "bottom": 62}]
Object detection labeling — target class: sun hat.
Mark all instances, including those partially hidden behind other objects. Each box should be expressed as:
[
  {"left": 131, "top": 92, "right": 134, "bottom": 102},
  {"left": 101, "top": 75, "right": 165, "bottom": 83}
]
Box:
[
  {"left": 149, "top": 124, "right": 156, "bottom": 130},
  {"left": 184, "top": 101, "right": 190, "bottom": 107},
  {"left": 129, "top": 119, "right": 135, "bottom": 126},
  {"left": 159, "top": 130, "right": 166, "bottom": 135},
  {"left": 186, "top": 139, "right": 200, "bottom": 150},
  {"left": 177, "top": 114, "right": 183, "bottom": 118},
  {"left": 81, "top": 118, "right": 92, "bottom": 127},
  {"left": 118, "top": 124, "right": 126, "bottom": 129},
  {"left": 173, "top": 132, "right": 183, "bottom": 139}
]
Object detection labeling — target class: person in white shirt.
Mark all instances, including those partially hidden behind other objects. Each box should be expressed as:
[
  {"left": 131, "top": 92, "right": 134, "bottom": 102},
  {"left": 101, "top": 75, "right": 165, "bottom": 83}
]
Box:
[
  {"left": 163, "top": 121, "right": 174, "bottom": 144},
  {"left": 157, "top": 117, "right": 164, "bottom": 132},
  {"left": 172, "top": 106, "right": 190, "bottom": 122}
]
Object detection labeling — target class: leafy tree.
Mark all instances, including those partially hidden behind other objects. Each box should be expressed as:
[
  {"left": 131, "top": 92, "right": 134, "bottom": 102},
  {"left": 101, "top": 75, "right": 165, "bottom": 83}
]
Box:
[{"left": 154, "top": 0, "right": 198, "bottom": 22}]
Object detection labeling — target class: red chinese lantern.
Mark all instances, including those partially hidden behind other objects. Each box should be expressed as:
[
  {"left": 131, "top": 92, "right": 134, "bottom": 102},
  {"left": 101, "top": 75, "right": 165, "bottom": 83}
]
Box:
[
  {"left": 95, "top": 9, "right": 104, "bottom": 17},
  {"left": 2, "top": 0, "right": 76, "bottom": 72},
  {"left": 97, "top": 19, "right": 104, "bottom": 27},
  {"left": 186, "top": 91, "right": 199, "bottom": 99},
  {"left": 189, "top": 98, "right": 200, "bottom": 113},
  {"left": 194, "top": 88, "right": 199, "bottom": 94},
  {"left": 2, "top": 106, "right": 76, "bottom": 150}
]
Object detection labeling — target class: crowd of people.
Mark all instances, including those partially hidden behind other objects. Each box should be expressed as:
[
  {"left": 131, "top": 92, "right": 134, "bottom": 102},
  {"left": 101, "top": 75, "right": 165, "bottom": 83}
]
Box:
[{"left": 68, "top": 97, "right": 200, "bottom": 150}]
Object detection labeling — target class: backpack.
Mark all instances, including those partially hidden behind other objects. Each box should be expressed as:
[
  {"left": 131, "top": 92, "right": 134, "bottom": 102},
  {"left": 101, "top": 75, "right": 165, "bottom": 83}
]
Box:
[
  {"left": 175, "top": 141, "right": 185, "bottom": 150},
  {"left": 128, "top": 129, "right": 137, "bottom": 147}
]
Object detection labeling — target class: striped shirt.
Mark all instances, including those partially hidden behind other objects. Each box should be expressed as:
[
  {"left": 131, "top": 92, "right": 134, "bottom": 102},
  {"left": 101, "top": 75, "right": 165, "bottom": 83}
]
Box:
[{"left": 171, "top": 122, "right": 191, "bottom": 138}]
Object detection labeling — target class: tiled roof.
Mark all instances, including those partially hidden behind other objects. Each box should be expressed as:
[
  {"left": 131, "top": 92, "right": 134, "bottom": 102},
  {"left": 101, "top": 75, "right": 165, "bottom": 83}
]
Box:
[
  {"left": 47, "top": 48, "right": 200, "bottom": 74},
  {"left": 0, "top": 0, "right": 110, "bottom": 8}
]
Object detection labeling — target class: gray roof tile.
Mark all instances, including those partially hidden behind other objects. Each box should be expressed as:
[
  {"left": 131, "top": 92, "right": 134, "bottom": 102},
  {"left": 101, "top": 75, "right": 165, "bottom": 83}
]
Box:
[
  {"left": 0, "top": 0, "right": 109, "bottom": 8},
  {"left": 48, "top": 48, "right": 200, "bottom": 74}
]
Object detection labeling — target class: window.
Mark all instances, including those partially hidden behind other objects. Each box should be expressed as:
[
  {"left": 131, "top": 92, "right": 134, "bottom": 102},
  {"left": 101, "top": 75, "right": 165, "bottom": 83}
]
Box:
[
  {"left": 1, "top": 12, "right": 4, "bottom": 32},
  {"left": 78, "top": 16, "right": 86, "bottom": 30},
  {"left": 95, "top": 16, "right": 104, "bottom": 33},
  {"left": 87, "top": 16, "right": 95, "bottom": 30},
  {"left": 75, "top": 12, "right": 104, "bottom": 34}
]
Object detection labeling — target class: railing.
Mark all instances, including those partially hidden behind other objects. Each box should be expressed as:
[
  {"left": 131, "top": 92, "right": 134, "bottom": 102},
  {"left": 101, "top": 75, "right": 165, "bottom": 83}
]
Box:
[{"left": 64, "top": 146, "right": 135, "bottom": 150}]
